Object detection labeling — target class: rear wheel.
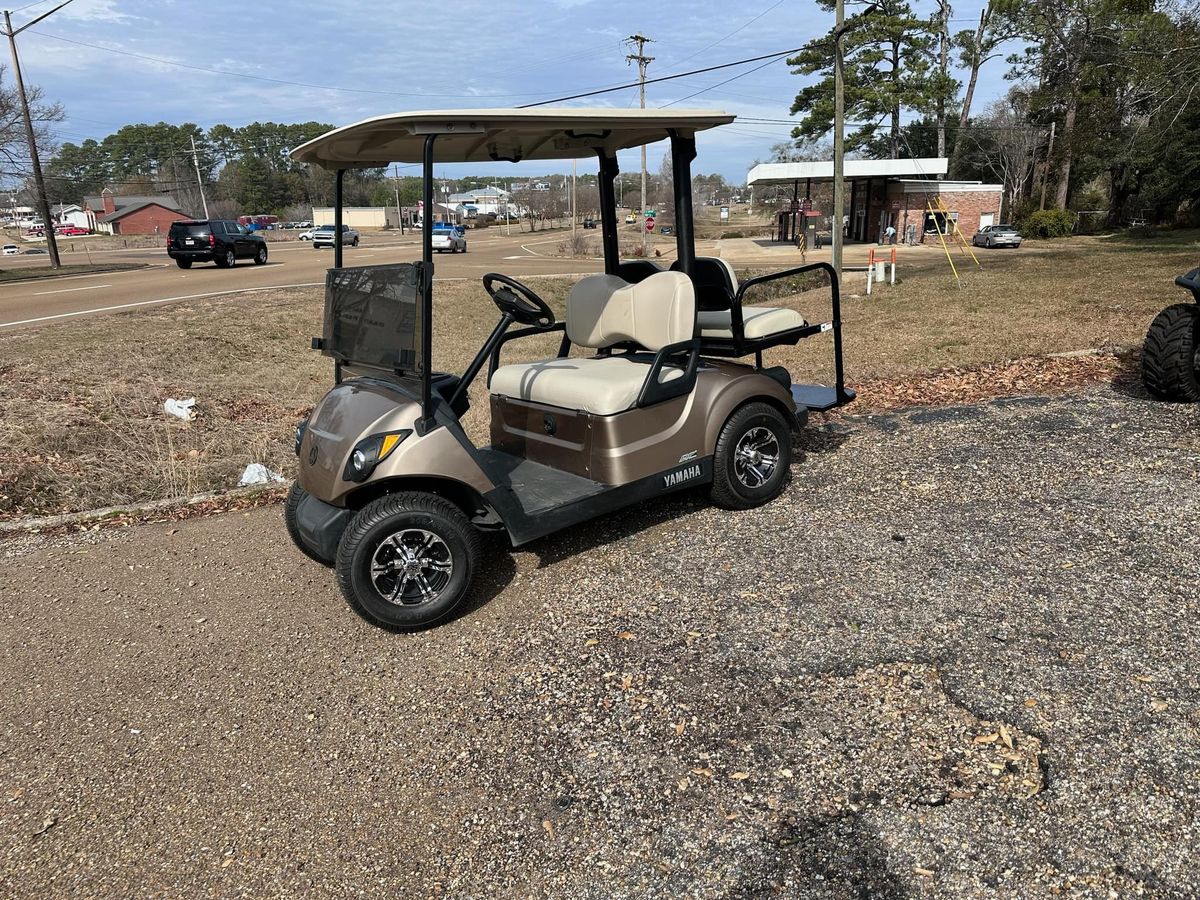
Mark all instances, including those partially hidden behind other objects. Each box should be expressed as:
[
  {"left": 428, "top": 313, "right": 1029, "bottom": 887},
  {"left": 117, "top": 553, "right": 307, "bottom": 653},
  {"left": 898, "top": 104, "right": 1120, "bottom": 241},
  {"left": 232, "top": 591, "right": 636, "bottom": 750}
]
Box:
[
  {"left": 254, "top": 245, "right": 268, "bottom": 265},
  {"left": 1142, "top": 303, "right": 1200, "bottom": 402},
  {"left": 215, "top": 247, "right": 235, "bottom": 268},
  {"left": 176, "top": 259, "right": 192, "bottom": 269},
  {"left": 336, "top": 492, "right": 480, "bottom": 629},
  {"left": 710, "top": 402, "right": 793, "bottom": 510},
  {"left": 284, "top": 481, "right": 335, "bottom": 566}
]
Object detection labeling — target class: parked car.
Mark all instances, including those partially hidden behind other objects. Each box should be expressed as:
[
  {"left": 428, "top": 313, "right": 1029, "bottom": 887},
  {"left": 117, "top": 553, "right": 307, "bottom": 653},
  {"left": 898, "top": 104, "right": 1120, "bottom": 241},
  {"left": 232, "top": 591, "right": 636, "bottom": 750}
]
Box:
[
  {"left": 972, "top": 224, "right": 1022, "bottom": 249},
  {"left": 24, "top": 248, "right": 47, "bottom": 254},
  {"left": 582, "top": 218, "right": 596, "bottom": 229},
  {"left": 298, "top": 228, "right": 316, "bottom": 241},
  {"left": 2, "top": 244, "right": 18, "bottom": 255},
  {"left": 312, "top": 224, "right": 360, "bottom": 249},
  {"left": 57, "top": 225, "right": 89, "bottom": 236},
  {"left": 166, "top": 219, "right": 269, "bottom": 269},
  {"left": 431, "top": 223, "right": 467, "bottom": 253},
  {"left": 624, "top": 213, "right": 637, "bottom": 225}
]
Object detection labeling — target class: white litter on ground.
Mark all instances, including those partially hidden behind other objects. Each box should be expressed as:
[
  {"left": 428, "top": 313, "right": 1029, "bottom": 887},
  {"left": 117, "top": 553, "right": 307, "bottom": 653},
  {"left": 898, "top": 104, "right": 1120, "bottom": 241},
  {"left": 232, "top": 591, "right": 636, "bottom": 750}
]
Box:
[
  {"left": 163, "top": 397, "right": 197, "bottom": 421},
  {"left": 237, "top": 463, "right": 286, "bottom": 486}
]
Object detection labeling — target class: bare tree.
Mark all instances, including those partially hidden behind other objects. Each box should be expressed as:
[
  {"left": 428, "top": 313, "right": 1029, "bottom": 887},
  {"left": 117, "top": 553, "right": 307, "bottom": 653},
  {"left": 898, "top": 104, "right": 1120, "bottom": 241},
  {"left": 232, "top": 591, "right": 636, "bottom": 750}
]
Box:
[
  {"left": 960, "top": 89, "right": 1043, "bottom": 220},
  {"left": 955, "top": 1, "right": 1014, "bottom": 128},
  {"left": 0, "top": 63, "right": 64, "bottom": 180}
]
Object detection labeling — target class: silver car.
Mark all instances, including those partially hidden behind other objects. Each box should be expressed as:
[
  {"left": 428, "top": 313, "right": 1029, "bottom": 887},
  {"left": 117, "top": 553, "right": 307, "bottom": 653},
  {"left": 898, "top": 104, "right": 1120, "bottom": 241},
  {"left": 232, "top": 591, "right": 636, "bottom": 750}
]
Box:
[{"left": 972, "top": 224, "right": 1022, "bottom": 249}]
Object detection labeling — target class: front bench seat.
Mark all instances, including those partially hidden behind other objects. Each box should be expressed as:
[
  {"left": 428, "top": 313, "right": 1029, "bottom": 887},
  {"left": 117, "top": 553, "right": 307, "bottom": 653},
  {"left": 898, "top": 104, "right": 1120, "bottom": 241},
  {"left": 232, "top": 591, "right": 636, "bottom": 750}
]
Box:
[
  {"left": 489, "top": 271, "right": 695, "bottom": 416},
  {"left": 671, "top": 256, "right": 807, "bottom": 341}
]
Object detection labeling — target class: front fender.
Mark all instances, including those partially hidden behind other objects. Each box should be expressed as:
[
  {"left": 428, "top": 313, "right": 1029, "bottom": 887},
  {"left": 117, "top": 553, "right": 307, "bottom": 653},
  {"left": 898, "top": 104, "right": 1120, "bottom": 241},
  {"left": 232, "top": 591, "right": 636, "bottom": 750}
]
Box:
[{"left": 297, "top": 377, "right": 494, "bottom": 507}]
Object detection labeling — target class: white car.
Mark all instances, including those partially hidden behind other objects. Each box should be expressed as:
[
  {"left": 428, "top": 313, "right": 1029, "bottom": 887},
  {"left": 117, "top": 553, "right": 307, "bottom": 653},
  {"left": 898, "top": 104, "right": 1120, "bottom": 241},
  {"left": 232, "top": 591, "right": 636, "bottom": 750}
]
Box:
[
  {"left": 298, "top": 228, "right": 316, "bottom": 241},
  {"left": 312, "top": 225, "right": 359, "bottom": 249},
  {"left": 2, "top": 244, "right": 18, "bottom": 255},
  {"left": 431, "top": 225, "right": 467, "bottom": 253}
]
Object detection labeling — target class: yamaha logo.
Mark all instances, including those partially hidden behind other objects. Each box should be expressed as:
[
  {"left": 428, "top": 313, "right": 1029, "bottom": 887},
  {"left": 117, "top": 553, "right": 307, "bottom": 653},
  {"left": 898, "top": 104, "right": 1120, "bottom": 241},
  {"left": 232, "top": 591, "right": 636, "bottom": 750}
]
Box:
[
  {"left": 663, "top": 464, "right": 701, "bottom": 488},
  {"left": 307, "top": 443, "right": 319, "bottom": 466}
]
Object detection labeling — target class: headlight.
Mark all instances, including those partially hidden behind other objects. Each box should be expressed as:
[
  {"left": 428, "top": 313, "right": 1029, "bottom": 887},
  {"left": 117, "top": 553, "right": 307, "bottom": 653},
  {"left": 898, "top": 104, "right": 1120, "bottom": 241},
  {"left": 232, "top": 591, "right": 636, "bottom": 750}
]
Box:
[
  {"left": 294, "top": 420, "right": 308, "bottom": 456},
  {"left": 343, "top": 430, "right": 411, "bottom": 482}
]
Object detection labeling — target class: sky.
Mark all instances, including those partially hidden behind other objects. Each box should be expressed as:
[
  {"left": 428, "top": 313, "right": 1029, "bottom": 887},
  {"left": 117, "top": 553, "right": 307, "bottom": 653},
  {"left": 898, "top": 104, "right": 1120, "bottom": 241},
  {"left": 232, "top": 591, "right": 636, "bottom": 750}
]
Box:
[{"left": 16, "top": 0, "right": 1018, "bottom": 184}]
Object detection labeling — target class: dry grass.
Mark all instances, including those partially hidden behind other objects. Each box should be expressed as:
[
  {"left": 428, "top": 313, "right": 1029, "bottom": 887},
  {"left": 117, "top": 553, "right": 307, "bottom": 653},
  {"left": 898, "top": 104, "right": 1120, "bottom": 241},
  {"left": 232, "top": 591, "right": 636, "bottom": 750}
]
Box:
[{"left": 0, "top": 232, "right": 1194, "bottom": 520}]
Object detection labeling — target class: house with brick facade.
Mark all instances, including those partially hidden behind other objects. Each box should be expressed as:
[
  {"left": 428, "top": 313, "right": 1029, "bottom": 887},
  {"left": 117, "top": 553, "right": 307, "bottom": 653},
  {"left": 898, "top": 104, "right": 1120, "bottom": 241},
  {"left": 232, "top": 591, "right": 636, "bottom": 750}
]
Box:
[
  {"left": 747, "top": 158, "right": 1003, "bottom": 246},
  {"left": 82, "top": 189, "right": 190, "bottom": 235}
]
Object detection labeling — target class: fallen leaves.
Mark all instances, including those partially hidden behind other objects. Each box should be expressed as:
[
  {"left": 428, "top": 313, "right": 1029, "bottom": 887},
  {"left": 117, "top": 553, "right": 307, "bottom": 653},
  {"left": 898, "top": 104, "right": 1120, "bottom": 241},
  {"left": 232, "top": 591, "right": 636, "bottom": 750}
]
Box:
[{"left": 843, "top": 351, "right": 1126, "bottom": 415}]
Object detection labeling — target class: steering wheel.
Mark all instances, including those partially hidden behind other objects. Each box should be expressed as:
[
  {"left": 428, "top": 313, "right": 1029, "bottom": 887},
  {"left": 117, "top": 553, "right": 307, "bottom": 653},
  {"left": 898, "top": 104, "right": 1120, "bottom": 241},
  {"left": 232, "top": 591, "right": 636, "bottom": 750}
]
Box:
[{"left": 482, "top": 273, "right": 556, "bottom": 328}]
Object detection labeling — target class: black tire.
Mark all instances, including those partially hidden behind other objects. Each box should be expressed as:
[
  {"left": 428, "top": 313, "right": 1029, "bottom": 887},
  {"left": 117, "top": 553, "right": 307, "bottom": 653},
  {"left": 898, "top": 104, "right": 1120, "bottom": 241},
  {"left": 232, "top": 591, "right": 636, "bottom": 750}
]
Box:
[
  {"left": 253, "top": 245, "right": 268, "bottom": 265},
  {"left": 709, "top": 402, "right": 793, "bottom": 510},
  {"left": 214, "top": 247, "right": 235, "bottom": 268},
  {"left": 352, "top": 237, "right": 359, "bottom": 247},
  {"left": 284, "top": 481, "right": 335, "bottom": 566},
  {"left": 335, "top": 492, "right": 480, "bottom": 629},
  {"left": 176, "top": 258, "right": 192, "bottom": 269},
  {"left": 1142, "top": 303, "right": 1200, "bottom": 402}
]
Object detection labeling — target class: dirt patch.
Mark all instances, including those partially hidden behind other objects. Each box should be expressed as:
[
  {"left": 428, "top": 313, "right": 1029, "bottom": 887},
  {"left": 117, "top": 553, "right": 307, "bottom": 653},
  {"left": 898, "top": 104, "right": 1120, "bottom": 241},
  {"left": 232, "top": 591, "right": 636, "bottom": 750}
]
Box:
[{"left": 0, "top": 263, "right": 148, "bottom": 284}]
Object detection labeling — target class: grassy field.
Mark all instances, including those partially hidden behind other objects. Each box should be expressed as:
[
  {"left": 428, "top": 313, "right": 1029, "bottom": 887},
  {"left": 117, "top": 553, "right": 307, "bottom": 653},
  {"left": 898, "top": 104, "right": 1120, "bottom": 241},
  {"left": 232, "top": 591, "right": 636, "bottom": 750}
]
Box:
[{"left": 0, "top": 231, "right": 1194, "bottom": 520}]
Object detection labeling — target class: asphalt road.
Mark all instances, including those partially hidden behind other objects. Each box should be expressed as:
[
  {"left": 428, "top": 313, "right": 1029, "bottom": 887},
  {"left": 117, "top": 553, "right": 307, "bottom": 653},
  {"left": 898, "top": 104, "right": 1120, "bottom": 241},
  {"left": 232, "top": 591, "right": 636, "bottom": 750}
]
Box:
[
  {"left": 2, "top": 386, "right": 1197, "bottom": 897},
  {"left": 0, "top": 230, "right": 605, "bottom": 329}
]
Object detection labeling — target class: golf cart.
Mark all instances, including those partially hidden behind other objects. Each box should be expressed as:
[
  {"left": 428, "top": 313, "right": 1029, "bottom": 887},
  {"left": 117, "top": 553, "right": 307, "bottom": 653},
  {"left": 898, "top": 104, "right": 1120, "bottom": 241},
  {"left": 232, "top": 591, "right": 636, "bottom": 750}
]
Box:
[
  {"left": 1142, "top": 267, "right": 1200, "bottom": 402},
  {"left": 285, "top": 109, "right": 855, "bottom": 629}
]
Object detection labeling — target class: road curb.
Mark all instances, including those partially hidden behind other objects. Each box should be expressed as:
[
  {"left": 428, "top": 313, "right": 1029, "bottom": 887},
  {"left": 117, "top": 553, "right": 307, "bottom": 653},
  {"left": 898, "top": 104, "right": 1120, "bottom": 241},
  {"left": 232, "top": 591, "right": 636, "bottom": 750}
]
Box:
[{"left": 0, "top": 484, "right": 287, "bottom": 535}]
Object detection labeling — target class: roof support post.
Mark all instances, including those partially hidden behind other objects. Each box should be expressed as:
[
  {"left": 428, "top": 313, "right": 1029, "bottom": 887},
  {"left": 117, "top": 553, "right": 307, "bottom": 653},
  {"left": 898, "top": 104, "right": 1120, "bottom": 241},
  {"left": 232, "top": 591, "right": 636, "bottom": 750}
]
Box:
[
  {"left": 597, "top": 151, "right": 620, "bottom": 275},
  {"left": 334, "top": 169, "right": 344, "bottom": 269},
  {"left": 668, "top": 130, "right": 696, "bottom": 280},
  {"left": 420, "top": 134, "right": 437, "bottom": 432}
]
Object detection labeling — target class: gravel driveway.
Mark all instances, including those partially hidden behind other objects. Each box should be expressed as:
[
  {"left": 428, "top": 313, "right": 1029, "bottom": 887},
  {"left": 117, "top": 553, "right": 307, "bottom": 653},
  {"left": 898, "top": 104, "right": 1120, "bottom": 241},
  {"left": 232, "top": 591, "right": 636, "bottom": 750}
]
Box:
[{"left": 1, "top": 387, "right": 1197, "bottom": 898}]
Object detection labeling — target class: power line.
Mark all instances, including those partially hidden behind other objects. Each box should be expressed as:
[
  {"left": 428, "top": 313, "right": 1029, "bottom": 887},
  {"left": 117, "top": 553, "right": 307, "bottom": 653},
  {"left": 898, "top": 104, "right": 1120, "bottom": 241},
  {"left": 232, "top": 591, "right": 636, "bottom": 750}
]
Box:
[
  {"left": 660, "top": 0, "right": 787, "bottom": 69},
  {"left": 660, "top": 53, "right": 788, "bottom": 108},
  {"left": 519, "top": 45, "right": 807, "bottom": 107}
]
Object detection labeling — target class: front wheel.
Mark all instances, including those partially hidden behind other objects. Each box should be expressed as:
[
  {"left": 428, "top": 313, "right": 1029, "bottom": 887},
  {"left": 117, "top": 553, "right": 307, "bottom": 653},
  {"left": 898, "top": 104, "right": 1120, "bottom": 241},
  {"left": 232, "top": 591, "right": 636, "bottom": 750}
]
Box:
[
  {"left": 254, "top": 245, "right": 268, "bottom": 265},
  {"left": 709, "top": 402, "right": 793, "bottom": 510},
  {"left": 336, "top": 492, "right": 481, "bottom": 629},
  {"left": 352, "top": 237, "right": 359, "bottom": 247},
  {"left": 1142, "top": 303, "right": 1200, "bottom": 402}
]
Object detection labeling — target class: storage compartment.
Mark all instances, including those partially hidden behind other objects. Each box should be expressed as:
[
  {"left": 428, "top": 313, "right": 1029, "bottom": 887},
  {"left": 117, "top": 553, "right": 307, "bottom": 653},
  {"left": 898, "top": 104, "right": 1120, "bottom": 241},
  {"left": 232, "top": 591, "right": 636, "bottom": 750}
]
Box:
[{"left": 489, "top": 395, "right": 595, "bottom": 479}]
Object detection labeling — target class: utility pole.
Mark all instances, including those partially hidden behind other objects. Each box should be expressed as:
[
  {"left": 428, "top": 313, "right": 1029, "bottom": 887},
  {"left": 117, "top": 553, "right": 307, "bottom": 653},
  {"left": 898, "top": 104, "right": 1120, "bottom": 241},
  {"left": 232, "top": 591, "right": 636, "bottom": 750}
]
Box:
[
  {"left": 832, "top": 3, "right": 876, "bottom": 277},
  {"left": 571, "top": 157, "right": 577, "bottom": 238},
  {"left": 188, "top": 134, "right": 209, "bottom": 219},
  {"left": 1039, "top": 121, "right": 1056, "bottom": 211},
  {"left": 2, "top": 0, "right": 75, "bottom": 269},
  {"left": 832, "top": 1, "right": 846, "bottom": 279},
  {"left": 626, "top": 33, "right": 653, "bottom": 256}
]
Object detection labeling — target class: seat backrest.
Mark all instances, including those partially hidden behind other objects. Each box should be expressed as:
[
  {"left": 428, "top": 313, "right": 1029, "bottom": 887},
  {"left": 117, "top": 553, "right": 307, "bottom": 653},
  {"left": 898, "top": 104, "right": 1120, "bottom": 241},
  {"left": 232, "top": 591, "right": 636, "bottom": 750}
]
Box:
[
  {"left": 567, "top": 272, "right": 695, "bottom": 351},
  {"left": 615, "top": 259, "right": 666, "bottom": 284},
  {"left": 669, "top": 256, "right": 738, "bottom": 312}
]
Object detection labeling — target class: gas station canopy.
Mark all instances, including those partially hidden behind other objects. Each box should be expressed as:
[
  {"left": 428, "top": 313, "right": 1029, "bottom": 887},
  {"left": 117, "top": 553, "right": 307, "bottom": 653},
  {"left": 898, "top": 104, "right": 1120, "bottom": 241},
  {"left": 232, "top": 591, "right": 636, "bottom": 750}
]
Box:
[{"left": 747, "top": 157, "right": 948, "bottom": 186}]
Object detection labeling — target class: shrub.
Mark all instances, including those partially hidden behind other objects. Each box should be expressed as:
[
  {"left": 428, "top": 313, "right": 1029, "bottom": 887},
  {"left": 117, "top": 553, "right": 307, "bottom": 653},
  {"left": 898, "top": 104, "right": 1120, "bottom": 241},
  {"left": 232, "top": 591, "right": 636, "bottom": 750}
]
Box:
[
  {"left": 721, "top": 230, "right": 745, "bottom": 239},
  {"left": 1019, "top": 208, "right": 1076, "bottom": 239}
]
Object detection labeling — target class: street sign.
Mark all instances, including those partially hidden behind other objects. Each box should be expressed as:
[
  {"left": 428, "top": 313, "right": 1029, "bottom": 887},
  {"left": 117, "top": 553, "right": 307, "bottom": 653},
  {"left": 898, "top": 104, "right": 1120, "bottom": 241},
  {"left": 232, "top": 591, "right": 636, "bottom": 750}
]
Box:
[
  {"left": 645, "top": 216, "right": 655, "bottom": 233},
  {"left": 799, "top": 198, "right": 812, "bottom": 211},
  {"left": 719, "top": 206, "right": 729, "bottom": 220},
  {"left": 644, "top": 209, "right": 656, "bottom": 217}
]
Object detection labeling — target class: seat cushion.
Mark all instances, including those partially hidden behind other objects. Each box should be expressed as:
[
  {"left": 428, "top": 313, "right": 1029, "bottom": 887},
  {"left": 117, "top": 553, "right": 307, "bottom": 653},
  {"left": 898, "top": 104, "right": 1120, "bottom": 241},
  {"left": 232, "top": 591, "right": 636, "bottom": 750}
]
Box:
[
  {"left": 697, "top": 305, "right": 807, "bottom": 340},
  {"left": 489, "top": 356, "right": 683, "bottom": 415},
  {"left": 567, "top": 271, "right": 695, "bottom": 351}
]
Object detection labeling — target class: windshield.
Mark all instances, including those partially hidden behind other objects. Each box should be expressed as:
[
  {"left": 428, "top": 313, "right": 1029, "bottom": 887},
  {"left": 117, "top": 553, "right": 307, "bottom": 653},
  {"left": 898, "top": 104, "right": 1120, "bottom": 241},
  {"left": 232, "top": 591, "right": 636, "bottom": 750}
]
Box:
[{"left": 322, "top": 263, "right": 424, "bottom": 374}]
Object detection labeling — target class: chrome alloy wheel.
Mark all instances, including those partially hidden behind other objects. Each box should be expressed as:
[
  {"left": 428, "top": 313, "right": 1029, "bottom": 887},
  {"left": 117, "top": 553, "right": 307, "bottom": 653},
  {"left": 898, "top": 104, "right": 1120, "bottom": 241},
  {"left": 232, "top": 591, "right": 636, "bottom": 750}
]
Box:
[
  {"left": 733, "top": 426, "right": 780, "bottom": 488},
  {"left": 369, "top": 529, "right": 453, "bottom": 605}
]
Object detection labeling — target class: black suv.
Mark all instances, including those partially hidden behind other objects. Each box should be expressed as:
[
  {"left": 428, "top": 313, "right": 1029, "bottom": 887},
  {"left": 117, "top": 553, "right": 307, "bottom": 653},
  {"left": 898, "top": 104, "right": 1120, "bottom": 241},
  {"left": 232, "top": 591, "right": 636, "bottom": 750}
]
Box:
[{"left": 167, "top": 220, "right": 268, "bottom": 269}]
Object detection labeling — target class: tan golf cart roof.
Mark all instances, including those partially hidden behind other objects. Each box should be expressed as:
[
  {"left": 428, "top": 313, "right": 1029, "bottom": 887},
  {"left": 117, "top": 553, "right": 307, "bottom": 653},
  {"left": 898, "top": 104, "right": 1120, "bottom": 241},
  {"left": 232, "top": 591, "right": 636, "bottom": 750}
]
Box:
[{"left": 290, "top": 108, "right": 736, "bottom": 168}]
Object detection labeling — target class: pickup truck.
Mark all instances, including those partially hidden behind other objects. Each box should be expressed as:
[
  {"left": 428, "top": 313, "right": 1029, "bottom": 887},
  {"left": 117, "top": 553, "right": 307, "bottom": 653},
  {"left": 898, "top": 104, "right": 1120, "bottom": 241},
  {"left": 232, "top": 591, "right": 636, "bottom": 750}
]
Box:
[{"left": 312, "top": 224, "right": 360, "bottom": 249}]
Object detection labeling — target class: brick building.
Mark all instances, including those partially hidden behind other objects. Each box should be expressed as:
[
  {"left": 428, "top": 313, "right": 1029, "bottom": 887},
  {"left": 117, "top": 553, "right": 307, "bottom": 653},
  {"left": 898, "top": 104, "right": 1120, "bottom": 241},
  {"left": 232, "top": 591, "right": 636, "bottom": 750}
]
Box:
[
  {"left": 747, "top": 158, "right": 1003, "bottom": 245},
  {"left": 83, "top": 189, "right": 190, "bottom": 235}
]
